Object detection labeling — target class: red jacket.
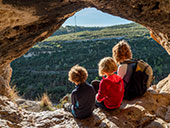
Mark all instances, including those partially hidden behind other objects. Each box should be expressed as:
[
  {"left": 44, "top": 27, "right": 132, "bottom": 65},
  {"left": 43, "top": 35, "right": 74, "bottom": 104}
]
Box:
[{"left": 96, "top": 74, "right": 124, "bottom": 109}]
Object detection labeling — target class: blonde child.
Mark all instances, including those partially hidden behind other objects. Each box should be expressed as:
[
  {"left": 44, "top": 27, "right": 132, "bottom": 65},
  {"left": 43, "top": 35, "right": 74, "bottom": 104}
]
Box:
[{"left": 92, "top": 57, "right": 124, "bottom": 109}]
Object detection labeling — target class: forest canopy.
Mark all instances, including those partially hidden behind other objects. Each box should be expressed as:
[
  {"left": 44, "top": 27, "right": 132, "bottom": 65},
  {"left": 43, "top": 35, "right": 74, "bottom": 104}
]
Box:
[{"left": 11, "top": 23, "right": 170, "bottom": 102}]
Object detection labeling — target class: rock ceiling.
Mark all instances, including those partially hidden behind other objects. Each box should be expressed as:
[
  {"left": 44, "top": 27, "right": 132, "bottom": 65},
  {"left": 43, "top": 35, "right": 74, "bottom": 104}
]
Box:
[{"left": 0, "top": 0, "right": 170, "bottom": 69}]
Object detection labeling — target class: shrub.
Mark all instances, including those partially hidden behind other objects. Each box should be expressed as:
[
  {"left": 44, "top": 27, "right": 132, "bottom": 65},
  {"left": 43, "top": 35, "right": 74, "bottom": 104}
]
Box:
[
  {"left": 56, "top": 93, "right": 71, "bottom": 109},
  {"left": 40, "top": 93, "right": 54, "bottom": 111},
  {"left": 7, "top": 84, "right": 19, "bottom": 101}
]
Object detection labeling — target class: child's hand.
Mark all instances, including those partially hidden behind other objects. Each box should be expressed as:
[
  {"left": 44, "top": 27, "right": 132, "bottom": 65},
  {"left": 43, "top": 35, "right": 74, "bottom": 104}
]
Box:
[{"left": 96, "top": 94, "right": 101, "bottom": 103}]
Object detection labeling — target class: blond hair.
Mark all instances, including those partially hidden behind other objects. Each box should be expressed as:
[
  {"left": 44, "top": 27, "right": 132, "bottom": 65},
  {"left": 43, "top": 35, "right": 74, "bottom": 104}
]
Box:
[
  {"left": 68, "top": 65, "right": 88, "bottom": 84},
  {"left": 98, "top": 57, "right": 117, "bottom": 76},
  {"left": 112, "top": 40, "right": 132, "bottom": 64}
]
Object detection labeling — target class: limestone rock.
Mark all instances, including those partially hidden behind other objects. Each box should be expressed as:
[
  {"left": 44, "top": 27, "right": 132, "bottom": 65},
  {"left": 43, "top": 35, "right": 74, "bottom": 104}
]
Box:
[
  {"left": 156, "top": 74, "right": 170, "bottom": 94},
  {"left": 165, "top": 106, "right": 170, "bottom": 122},
  {"left": 0, "top": 96, "right": 23, "bottom": 128},
  {"left": 0, "top": 64, "right": 12, "bottom": 96},
  {"left": 0, "top": 75, "right": 169, "bottom": 128},
  {"left": 145, "top": 118, "right": 169, "bottom": 128},
  {"left": 16, "top": 98, "right": 42, "bottom": 112}
]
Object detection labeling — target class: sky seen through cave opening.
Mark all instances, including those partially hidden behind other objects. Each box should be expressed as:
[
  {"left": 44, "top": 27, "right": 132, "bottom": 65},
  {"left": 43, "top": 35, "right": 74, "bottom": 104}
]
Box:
[{"left": 63, "top": 8, "right": 133, "bottom": 27}]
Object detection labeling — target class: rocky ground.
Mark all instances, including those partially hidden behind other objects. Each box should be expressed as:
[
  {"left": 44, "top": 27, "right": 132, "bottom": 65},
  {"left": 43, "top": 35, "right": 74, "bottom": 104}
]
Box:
[{"left": 0, "top": 75, "right": 170, "bottom": 128}]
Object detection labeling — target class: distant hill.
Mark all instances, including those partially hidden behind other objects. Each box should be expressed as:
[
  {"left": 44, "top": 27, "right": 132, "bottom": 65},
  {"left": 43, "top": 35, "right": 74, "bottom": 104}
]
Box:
[
  {"left": 51, "top": 26, "right": 104, "bottom": 36},
  {"left": 11, "top": 23, "right": 170, "bottom": 102},
  {"left": 51, "top": 23, "right": 141, "bottom": 36},
  {"left": 44, "top": 23, "right": 149, "bottom": 42}
]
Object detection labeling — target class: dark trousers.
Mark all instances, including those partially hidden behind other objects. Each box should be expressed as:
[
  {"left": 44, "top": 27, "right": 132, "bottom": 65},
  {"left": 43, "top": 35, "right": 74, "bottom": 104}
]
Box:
[{"left": 91, "top": 80, "right": 100, "bottom": 95}]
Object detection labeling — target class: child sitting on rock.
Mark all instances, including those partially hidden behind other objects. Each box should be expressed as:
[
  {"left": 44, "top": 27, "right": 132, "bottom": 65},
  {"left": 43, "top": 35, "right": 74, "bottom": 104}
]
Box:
[
  {"left": 112, "top": 40, "right": 153, "bottom": 100},
  {"left": 92, "top": 57, "right": 124, "bottom": 110},
  {"left": 64, "top": 65, "right": 96, "bottom": 119}
]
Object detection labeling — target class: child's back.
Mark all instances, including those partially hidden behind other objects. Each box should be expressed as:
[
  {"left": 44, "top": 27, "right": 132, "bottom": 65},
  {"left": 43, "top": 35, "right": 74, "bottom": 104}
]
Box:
[
  {"left": 95, "top": 57, "right": 124, "bottom": 110},
  {"left": 71, "top": 82, "right": 95, "bottom": 119},
  {"left": 97, "top": 74, "right": 124, "bottom": 109},
  {"left": 66, "top": 65, "right": 95, "bottom": 119},
  {"left": 112, "top": 40, "right": 153, "bottom": 100}
]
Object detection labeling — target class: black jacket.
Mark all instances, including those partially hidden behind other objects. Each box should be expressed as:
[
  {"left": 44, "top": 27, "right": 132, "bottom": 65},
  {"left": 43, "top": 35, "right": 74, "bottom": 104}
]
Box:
[{"left": 71, "top": 82, "right": 95, "bottom": 119}]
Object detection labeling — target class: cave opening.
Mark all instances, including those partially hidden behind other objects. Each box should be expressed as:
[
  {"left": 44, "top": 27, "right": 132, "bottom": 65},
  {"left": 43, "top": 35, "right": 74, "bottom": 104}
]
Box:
[{"left": 10, "top": 7, "right": 170, "bottom": 104}]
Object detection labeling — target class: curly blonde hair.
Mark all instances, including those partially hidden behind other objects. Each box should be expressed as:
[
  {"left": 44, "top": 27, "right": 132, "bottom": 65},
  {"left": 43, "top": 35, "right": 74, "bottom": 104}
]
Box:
[
  {"left": 112, "top": 40, "right": 132, "bottom": 64},
  {"left": 68, "top": 65, "right": 88, "bottom": 84},
  {"left": 98, "top": 57, "right": 117, "bottom": 76}
]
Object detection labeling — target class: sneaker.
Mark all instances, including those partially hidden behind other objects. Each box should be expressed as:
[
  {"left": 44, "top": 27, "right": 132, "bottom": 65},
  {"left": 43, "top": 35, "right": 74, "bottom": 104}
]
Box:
[{"left": 63, "top": 103, "right": 72, "bottom": 112}]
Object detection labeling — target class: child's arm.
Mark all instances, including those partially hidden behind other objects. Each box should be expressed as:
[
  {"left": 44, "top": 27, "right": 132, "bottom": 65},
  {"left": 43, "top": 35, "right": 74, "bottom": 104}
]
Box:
[
  {"left": 117, "top": 64, "right": 128, "bottom": 79},
  {"left": 71, "top": 91, "right": 76, "bottom": 106},
  {"left": 96, "top": 94, "right": 101, "bottom": 103},
  {"left": 71, "top": 91, "right": 78, "bottom": 117},
  {"left": 96, "top": 80, "right": 106, "bottom": 102}
]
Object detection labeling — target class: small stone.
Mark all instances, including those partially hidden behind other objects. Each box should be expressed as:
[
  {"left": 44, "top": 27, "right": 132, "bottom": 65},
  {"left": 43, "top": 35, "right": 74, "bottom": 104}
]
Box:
[{"left": 165, "top": 106, "right": 170, "bottom": 122}]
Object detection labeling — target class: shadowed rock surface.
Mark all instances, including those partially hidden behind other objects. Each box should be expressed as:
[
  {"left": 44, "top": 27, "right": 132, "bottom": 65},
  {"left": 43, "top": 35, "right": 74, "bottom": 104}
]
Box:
[{"left": 0, "top": 75, "right": 170, "bottom": 128}]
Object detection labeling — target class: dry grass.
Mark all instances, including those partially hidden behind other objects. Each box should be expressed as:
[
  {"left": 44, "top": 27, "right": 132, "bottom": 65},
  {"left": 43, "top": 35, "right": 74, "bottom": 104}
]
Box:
[
  {"left": 56, "top": 93, "right": 71, "bottom": 109},
  {"left": 6, "top": 84, "right": 19, "bottom": 101},
  {"left": 40, "top": 93, "right": 54, "bottom": 111}
]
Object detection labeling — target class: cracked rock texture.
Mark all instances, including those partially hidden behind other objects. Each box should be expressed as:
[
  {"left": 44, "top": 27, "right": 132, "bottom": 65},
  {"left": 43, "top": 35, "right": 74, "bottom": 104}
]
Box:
[{"left": 0, "top": 75, "right": 170, "bottom": 128}]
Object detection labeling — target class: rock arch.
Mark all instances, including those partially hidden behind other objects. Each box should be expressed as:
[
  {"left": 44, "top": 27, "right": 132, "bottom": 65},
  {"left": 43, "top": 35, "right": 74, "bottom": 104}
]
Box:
[{"left": 0, "top": 0, "right": 170, "bottom": 95}]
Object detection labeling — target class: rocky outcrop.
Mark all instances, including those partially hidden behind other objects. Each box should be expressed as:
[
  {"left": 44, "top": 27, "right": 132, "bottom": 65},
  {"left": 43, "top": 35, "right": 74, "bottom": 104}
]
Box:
[
  {"left": 0, "top": 76, "right": 170, "bottom": 128},
  {"left": 0, "top": 64, "right": 12, "bottom": 96},
  {"left": 155, "top": 74, "right": 170, "bottom": 94}
]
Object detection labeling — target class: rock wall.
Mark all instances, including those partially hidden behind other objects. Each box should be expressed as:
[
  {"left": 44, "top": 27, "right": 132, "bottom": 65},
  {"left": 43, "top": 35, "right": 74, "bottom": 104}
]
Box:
[
  {"left": 0, "top": 0, "right": 170, "bottom": 95},
  {"left": 0, "top": 76, "right": 170, "bottom": 128},
  {"left": 0, "top": 64, "right": 12, "bottom": 96}
]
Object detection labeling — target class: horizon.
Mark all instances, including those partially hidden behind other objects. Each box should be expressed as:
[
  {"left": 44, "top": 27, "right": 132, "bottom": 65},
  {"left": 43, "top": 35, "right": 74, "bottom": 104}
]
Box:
[
  {"left": 62, "top": 22, "right": 135, "bottom": 28},
  {"left": 63, "top": 8, "right": 133, "bottom": 27}
]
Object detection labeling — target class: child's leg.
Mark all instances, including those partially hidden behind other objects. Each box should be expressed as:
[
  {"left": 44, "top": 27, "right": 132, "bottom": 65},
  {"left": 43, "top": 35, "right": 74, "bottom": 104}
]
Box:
[
  {"left": 63, "top": 103, "right": 78, "bottom": 118},
  {"left": 91, "top": 80, "right": 100, "bottom": 94},
  {"left": 95, "top": 101, "right": 109, "bottom": 110},
  {"left": 63, "top": 103, "right": 72, "bottom": 112}
]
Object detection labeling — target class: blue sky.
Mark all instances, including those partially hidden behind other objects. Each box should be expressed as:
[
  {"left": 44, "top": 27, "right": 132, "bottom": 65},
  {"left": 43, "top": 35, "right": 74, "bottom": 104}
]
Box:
[{"left": 63, "top": 8, "right": 132, "bottom": 27}]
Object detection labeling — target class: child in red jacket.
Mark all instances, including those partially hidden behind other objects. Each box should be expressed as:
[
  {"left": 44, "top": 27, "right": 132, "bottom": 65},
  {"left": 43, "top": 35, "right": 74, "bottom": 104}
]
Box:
[{"left": 93, "top": 57, "right": 124, "bottom": 110}]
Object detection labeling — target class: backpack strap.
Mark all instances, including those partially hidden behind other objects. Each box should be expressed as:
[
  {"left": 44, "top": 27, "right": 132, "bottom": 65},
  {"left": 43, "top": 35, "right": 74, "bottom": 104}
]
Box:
[
  {"left": 122, "top": 60, "right": 137, "bottom": 87},
  {"left": 143, "top": 65, "right": 149, "bottom": 72},
  {"left": 120, "top": 59, "right": 138, "bottom": 65}
]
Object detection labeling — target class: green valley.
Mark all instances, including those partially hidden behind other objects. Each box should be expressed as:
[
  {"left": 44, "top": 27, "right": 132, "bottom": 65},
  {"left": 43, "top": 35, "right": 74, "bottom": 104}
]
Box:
[{"left": 10, "top": 23, "right": 170, "bottom": 102}]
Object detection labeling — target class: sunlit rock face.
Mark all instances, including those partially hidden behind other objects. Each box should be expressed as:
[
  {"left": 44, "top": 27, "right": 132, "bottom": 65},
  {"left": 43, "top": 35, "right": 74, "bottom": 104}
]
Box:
[
  {"left": 0, "top": 77, "right": 170, "bottom": 127},
  {"left": 0, "top": 0, "right": 170, "bottom": 95}
]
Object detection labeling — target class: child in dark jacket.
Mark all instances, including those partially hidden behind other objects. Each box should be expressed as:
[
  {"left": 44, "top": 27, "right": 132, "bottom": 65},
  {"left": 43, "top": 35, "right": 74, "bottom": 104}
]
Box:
[
  {"left": 92, "top": 57, "right": 124, "bottom": 110},
  {"left": 64, "top": 65, "right": 95, "bottom": 119}
]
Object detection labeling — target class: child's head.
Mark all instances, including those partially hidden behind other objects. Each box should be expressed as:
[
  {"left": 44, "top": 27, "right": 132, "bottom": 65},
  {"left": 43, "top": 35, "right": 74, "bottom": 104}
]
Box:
[
  {"left": 68, "top": 65, "right": 88, "bottom": 85},
  {"left": 98, "top": 57, "right": 117, "bottom": 76},
  {"left": 112, "top": 40, "right": 132, "bottom": 64}
]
